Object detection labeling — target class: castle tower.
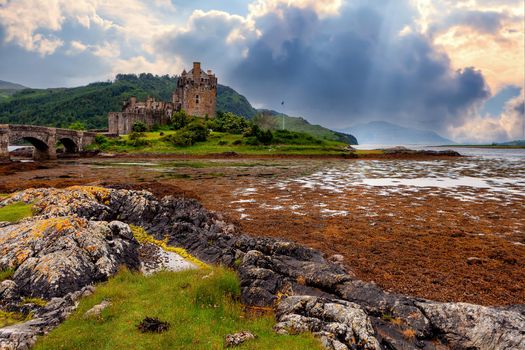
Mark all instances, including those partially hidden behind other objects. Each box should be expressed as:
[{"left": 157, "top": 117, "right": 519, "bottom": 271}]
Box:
[{"left": 173, "top": 62, "right": 217, "bottom": 118}]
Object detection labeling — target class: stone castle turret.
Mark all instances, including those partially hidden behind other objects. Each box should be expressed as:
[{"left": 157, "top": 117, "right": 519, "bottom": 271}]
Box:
[
  {"left": 172, "top": 62, "right": 217, "bottom": 118},
  {"left": 108, "top": 62, "right": 217, "bottom": 135}
]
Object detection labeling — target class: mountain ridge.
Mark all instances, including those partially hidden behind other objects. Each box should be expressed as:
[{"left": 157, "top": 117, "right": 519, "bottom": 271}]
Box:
[{"left": 341, "top": 120, "right": 453, "bottom": 145}]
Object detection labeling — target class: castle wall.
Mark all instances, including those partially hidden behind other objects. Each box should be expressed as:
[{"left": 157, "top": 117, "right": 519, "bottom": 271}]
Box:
[
  {"left": 109, "top": 111, "right": 171, "bottom": 135},
  {"left": 108, "top": 62, "right": 217, "bottom": 135},
  {"left": 181, "top": 85, "right": 216, "bottom": 118}
]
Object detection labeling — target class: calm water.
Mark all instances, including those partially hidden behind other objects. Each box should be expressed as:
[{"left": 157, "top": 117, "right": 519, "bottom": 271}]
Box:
[{"left": 269, "top": 145, "right": 525, "bottom": 203}]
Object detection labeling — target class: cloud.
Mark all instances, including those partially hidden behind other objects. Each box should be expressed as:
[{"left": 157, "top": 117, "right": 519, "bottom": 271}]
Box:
[
  {"left": 0, "top": 0, "right": 100, "bottom": 55},
  {"left": 66, "top": 40, "right": 88, "bottom": 55},
  {"left": 111, "top": 55, "right": 183, "bottom": 77},
  {"left": 157, "top": 9, "right": 257, "bottom": 73},
  {"left": 248, "top": 0, "right": 343, "bottom": 18},
  {"left": 449, "top": 91, "right": 524, "bottom": 143},
  {"left": 415, "top": 0, "right": 524, "bottom": 92},
  {"left": 225, "top": 3, "right": 490, "bottom": 133}
]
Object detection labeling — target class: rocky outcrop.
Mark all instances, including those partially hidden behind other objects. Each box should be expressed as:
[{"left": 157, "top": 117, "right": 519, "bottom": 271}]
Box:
[
  {"left": 0, "top": 217, "right": 139, "bottom": 299},
  {"left": 0, "top": 286, "right": 94, "bottom": 350},
  {"left": 416, "top": 302, "right": 525, "bottom": 350},
  {"left": 1, "top": 187, "right": 524, "bottom": 350},
  {"left": 274, "top": 296, "right": 380, "bottom": 350}
]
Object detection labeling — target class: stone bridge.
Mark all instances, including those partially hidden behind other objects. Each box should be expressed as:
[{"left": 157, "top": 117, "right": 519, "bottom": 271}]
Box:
[{"left": 0, "top": 124, "right": 97, "bottom": 161}]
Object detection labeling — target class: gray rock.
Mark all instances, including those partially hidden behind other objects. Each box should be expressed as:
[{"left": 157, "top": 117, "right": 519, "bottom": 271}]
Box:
[
  {"left": 1, "top": 218, "right": 139, "bottom": 298},
  {"left": 274, "top": 296, "right": 381, "bottom": 350},
  {"left": 224, "top": 331, "right": 255, "bottom": 347},
  {"left": 83, "top": 300, "right": 111, "bottom": 319},
  {"left": 416, "top": 301, "right": 525, "bottom": 350},
  {"left": 2, "top": 187, "right": 523, "bottom": 350}
]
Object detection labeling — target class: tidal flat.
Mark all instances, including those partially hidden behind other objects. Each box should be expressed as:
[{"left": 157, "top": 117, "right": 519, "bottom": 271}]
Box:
[{"left": 1, "top": 147, "right": 523, "bottom": 306}]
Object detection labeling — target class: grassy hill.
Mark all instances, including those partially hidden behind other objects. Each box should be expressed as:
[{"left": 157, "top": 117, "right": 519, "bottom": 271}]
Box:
[
  {"left": 256, "top": 109, "right": 357, "bottom": 144},
  {"left": 0, "top": 75, "right": 356, "bottom": 143},
  {"left": 0, "top": 80, "right": 28, "bottom": 102}
]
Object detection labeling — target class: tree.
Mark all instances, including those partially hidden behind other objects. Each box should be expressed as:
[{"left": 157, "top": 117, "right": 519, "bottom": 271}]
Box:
[
  {"left": 132, "top": 122, "right": 147, "bottom": 132},
  {"left": 68, "top": 121, "right": 86, "bottom": 130}
]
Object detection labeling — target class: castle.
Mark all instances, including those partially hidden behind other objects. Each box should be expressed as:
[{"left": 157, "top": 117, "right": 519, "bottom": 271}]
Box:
[{"left": 108, "top": 62, "right": 217, "bottom": 135}]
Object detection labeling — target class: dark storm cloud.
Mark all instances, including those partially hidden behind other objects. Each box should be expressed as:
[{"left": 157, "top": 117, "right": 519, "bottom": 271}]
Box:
[{"left": 230, "top": 4, "right": 490, "bottom": 130}]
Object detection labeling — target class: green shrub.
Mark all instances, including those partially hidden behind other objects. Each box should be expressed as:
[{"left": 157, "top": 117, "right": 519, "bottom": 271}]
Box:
[
  {"left": 163, "top": 132, "right": 194, "bottom": 147},
  {"left": 170, "top": 110, "right": 192, "bottom": 130},
  {"left": 126, "top": 132, "right": 150, "bottom": 147},
  {"left": 211, "top": 111, "right": 250, "bottom": 134},
  {"left": 132, "top": 122, "right": 147, "bottom": 132},
  {"left": 257, "top": 129, "right": 274, "bottom": 145},
  {"left": 128, "top": 132, "right": 144, "bottom": 141},
  {"left": 244, "top": 136, "right": 260, "bottom": 146},
  {"left": 68, "top": 121, "right": 86, "bottom": 131},
  {"left": 217, "top": 140, "right": 228, "bottom": 145},
  {"left": 232, "top": 139, "right": 242, "bottom": 145},
  {"left": 184, "top": 122, "right": 209, "bottom": 142},
  {"left": 94, "top": 134, "right": 108, "bottom": 145}
]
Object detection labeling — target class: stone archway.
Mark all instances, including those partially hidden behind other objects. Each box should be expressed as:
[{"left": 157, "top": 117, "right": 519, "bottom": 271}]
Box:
[
  {"left": 58, "top": 137, "right": 79, "bottom": 154},
  {"left": 18, "top": 136, "right": 52, "bottom": 161}
]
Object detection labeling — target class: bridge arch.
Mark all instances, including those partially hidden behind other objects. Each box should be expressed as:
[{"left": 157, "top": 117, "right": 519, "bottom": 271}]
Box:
[
  {"left": 57, "top": 137, "right": 79, "bottom": 154},
  {"left": 0, "top": 124, "right": 97, "bottom": 162},
  {"left": 12, "top": 135, "right": 52, "bottom": 160}
]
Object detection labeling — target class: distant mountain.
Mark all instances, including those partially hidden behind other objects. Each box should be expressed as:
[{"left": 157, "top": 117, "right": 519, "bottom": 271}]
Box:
[
  {"left": 341, "top": 121, "right": 453, "bottom": 145},
  {"left": 496, "top": 140, "right": 525, "bottom": 146},
  {"left": 257, "top": 109, "right": 357, "bottom": 144},
  {"left": 0, "top": 74, "right": 356, "bottom": 143},
  {"left": 0, "top": 80, "right": 28, "bottom": 101},
  {"left": 0, "top": 80, "right": 27, "bottom": 90}
]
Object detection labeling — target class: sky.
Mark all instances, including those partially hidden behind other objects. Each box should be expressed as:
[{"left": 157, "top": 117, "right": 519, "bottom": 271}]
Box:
[{"left": 0, "top": 0, "right": 523, "bottom": 142}]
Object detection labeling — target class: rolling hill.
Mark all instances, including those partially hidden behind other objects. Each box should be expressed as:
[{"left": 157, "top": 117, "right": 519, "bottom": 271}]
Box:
[
  {"left": 256, "top": 109, "right": 357, "bottom": 144},
  {"left": 0, "top": 80, "right": 28, "bottom": 101},
  {"left": 0, "top": 74, "right": 356, "bottom": 143},
  {"left": 341, "top": 121, "right": 453, "bottom": 145}
]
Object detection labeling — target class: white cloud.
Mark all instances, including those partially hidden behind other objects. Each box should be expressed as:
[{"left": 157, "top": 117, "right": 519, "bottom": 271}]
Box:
[
  {"left": 91, "top": 41, "right": 120, "bottom": 58},
  {"left": 410, "top": 0, "right": 524, "bottom": 93},
  {"left": 248, "top": 0, "right": 343, "bottom": 19},
  {"left": 449, "top": 92, "right": 525, "bottom": 142},
  {"left": 111, "top": 55, "right": 183, "bottom": 76},
  {"left": 66, "top": 40, "right": 88, "bottom": 55},
  {"left": 0, "top": 0, "right": 175, "bottom": 56}
]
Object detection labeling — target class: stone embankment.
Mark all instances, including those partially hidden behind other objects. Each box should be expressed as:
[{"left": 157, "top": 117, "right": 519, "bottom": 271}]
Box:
[{"left": 0, "top": 187, "right": 523, "bottom": 350}]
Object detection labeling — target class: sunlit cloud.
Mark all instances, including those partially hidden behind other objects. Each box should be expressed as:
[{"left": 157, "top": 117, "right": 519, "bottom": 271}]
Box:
[
  {"left": 0, "top": 0, "right": 523, "bottom": 142},
  {"left": 449, "top": 91, "right": 524, "bottom": 143}
]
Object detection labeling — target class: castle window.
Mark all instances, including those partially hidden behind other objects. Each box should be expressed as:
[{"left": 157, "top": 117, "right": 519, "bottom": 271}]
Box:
[{"left": 196, "top": 95, "right": 199, "bottom": 104}]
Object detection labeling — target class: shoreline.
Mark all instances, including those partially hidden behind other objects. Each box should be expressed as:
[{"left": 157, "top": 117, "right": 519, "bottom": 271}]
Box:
[{"left": 0, "top": 153, "right": 522, "bottom": 307}]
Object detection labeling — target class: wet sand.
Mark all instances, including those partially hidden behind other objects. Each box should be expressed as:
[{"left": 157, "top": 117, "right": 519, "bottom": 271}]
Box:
[{"left": 1, "top": 156, "right": 523, "bottom": 306}]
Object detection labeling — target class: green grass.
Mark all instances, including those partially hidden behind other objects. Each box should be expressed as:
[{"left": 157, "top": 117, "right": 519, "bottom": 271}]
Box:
[
  {"left": 21, "top": 297, "right": 48, "bottom": 307},
  {"left": 0, "top": 202, "right": 33, "bottom": 222},
  {"left": 1, "top": 310, "right": 30, "bottom": 328},
  {"left": 35, "top": 268, "right": 322, "bottom": 350},
  {"left": 0, "top": 268, "right": 15, "bottom": 281},
  {"left": 90, "top": 131, "right": 353, "bottom": 156}
]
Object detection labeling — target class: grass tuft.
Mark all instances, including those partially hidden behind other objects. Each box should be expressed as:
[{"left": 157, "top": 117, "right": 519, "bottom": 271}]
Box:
[
  {"left": 0, "top": 202, "right": 33, "bottom": 222},
  {"left": 0, "top": 310, "right": 31, "bottom": 328},
  {"left": 0, "top": 268, "right": 15, "bottom": 281},
  {"left": 21, "top": 297, "right": 48, "bottom": 307},
  {"left": 34, "top": 267, "right": 322, "bottom": 350}
]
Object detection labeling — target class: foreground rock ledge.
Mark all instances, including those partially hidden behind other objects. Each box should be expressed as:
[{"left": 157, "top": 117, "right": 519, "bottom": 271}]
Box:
[{"left": 0, "top": 187, "right": 524, "bottom": 350}]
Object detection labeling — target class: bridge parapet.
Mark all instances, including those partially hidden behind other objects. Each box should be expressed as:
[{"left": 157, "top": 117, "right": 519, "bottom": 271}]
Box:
[{"left": 0, "top": 124, "right": 98, "bottom": 162}]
